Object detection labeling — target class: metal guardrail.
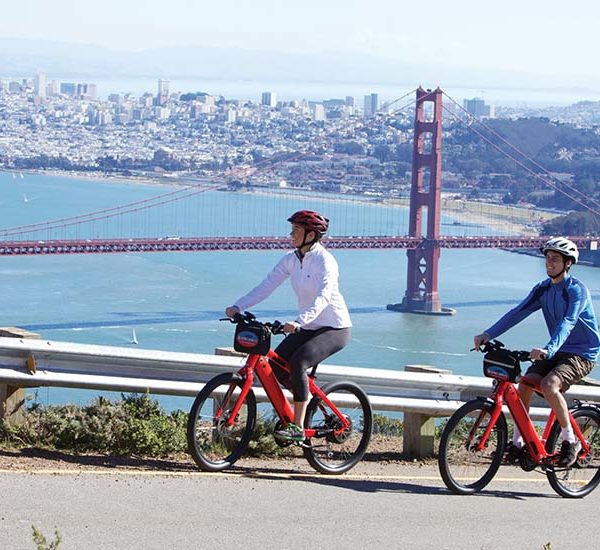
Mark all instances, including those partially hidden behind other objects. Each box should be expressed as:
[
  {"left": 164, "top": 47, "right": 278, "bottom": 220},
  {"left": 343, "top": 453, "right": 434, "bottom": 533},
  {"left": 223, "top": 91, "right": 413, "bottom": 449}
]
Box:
[{"left": 1, "top": 336, "right": 599, "bottom": 419}]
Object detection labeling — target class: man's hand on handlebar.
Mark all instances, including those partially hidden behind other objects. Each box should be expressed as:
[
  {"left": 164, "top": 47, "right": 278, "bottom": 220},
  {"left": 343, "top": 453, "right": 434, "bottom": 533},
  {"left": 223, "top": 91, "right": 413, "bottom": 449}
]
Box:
[
  {"left": 530, "top": 347, "right": 548, "bottom": 361},
  {"left": 473, "top": 332, "right": 491, "bottom": 350}
]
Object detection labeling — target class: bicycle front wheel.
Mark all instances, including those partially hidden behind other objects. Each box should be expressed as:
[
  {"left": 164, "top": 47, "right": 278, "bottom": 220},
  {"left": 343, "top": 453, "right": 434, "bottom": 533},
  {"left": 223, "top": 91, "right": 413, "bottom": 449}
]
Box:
[
  {"left": 304, "top": 381, "right": 372, "bottom": 474},
  {"left": 546, "top": 406, "right": 600, "bottom": 498},
  {"left": 187, "top": 373, "right": 256, "bottom": 472},
  {"left": 438, "top": 399, "right": 507, "bottom": 495}
]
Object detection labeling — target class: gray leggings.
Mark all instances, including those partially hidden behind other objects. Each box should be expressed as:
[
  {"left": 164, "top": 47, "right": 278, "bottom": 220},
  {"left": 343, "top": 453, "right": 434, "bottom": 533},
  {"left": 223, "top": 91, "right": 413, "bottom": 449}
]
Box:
[{"left": 273, "top": 326, "right": 351, "bottom": 401}]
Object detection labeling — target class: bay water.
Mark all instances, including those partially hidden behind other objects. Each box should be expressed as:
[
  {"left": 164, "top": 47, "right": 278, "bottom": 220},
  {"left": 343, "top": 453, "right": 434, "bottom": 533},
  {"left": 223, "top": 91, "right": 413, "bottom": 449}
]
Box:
[{"left": 1, "top": 170, "right": 598, "bottom": 412}]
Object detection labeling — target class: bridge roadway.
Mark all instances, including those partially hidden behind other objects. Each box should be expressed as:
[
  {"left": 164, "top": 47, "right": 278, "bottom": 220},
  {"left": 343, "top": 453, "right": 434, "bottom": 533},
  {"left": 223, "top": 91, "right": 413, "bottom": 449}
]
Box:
[
  {"left": 1, "top": 457, "right": 598, "bottom": 548},
  {"left": 0, "top": 235, "right": 597, "bottom": 255}
]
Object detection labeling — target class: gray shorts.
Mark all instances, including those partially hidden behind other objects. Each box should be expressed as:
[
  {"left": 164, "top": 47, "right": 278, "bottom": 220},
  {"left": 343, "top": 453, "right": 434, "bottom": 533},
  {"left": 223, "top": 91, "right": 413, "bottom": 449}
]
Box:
[{"left": 526, "top": 352, "right": 596, "bottom": 390}]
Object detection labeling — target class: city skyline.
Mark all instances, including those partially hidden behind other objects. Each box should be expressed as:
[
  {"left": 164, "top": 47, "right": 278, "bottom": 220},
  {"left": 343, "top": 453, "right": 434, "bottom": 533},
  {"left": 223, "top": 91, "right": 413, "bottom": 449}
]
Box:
[{"left": 0, "top": 0, "right": 598, "bottom": 88}]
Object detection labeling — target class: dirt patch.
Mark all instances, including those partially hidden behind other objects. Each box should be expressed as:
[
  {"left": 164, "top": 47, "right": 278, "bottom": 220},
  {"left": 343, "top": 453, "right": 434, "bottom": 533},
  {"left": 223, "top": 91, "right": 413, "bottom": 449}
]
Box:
[{"left": 0, "top": 435, "right": 437, "bottom": 477}]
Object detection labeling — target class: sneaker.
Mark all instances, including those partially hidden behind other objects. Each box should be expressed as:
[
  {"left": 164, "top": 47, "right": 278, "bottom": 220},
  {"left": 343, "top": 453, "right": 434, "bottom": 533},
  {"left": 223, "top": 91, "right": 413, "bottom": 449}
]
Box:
[
  {"left": 274, "top": 423, "right": 305, "bottom": 442},
  {"left": 503, "top": 442, "right": 523, "bottom": 465},
  {"left": 558, "top": 440, "right": 582, "bottom": 467}
]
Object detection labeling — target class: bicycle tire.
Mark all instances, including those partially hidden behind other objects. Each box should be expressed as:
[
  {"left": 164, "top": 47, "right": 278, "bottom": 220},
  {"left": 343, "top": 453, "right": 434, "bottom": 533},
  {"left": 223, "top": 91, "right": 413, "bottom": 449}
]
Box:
[
  {"left": 303, "top": 381, "right": 372, "bottom": 474},
  {"left": 546, "top": 406, "right": 600, "bottom": 498},
  {"left": 438, "top": 399, "right": 507, "bottom": 495},
  {"left": 187, "top": 373, "right": 256, "bottom": 472}
]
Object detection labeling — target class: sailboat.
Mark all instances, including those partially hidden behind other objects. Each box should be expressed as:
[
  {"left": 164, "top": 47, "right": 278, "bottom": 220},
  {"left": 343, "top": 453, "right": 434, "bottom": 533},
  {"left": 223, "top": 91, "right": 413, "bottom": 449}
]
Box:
[
  {"left": 131, "top": 328, "right": 139, "bottom": 345},
  {"left": 23, "top": 194, "right": 29, "bottom": 203},
  {"left": 19, "top": 172, "right": 24, "bottom": 179}
]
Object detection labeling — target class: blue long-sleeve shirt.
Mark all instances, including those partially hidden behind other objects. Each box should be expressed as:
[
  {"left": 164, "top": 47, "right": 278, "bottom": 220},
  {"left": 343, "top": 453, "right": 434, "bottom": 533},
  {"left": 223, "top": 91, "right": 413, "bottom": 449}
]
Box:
[{"left": 485, "top": 275, "right": 600, "bottom": 362}]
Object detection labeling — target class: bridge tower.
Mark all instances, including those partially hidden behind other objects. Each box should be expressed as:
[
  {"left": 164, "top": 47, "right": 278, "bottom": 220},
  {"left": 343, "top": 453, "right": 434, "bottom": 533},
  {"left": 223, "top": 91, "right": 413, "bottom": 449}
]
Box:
[{"left": 388, "top": 87, "right": 455, "bottom": 315}]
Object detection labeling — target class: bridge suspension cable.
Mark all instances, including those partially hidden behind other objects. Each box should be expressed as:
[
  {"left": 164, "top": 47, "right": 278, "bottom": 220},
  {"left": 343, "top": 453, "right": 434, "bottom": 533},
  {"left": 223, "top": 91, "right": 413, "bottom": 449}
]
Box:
[
  {"left": 442, "top": 92, "right": 600, "bottom": 217},
  {"left": 0, "top": 183, "right": 224, "bottom": 238}
]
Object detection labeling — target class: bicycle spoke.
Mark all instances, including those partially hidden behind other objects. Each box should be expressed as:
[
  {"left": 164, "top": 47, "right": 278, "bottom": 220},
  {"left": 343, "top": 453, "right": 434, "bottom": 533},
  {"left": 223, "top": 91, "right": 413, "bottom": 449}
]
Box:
[
  {"left": 187, "top": 373, "right": 256, "bottom": 471},
  {"left": 546, "top": 407, "right": 600, "bottom": 498},
  {"left": 304, "top": 382, "right": 372, "bottom": 474},
  {"left": 438, "top": 399, "right": 507, "bottom": 494}
]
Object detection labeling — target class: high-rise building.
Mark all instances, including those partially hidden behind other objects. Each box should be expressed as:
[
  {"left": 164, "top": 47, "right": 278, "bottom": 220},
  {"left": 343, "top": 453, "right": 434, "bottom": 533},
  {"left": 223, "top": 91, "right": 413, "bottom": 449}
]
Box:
[
  {"left": 34, "top": 73, "right": 47, "bottom": 98},
  {"left": 46, "top": 80, "right": 60, "bottom": 97},
  {"left": 311, "top": 103, "right": 326, "bottom": 121},
  {"left": 60, "top": 82, "right": 76, "bottom": 96},
  {"left": 226, "top": 109, "right": 237, "bottom": 123},
  {"left": 463, "top": 97, "right": 494, "bottom": 118},
  {"left": 363, "top": 93, "right": 378, "bottom": 117},
  {"left": 261, "top": 91, "right": 277, "bottom": 108},
  {"left": 157, "top": 79, "right": 170, "bottom": 106},
  {"left": 86, "top": 83, "right": 97, "bottom": 99}
]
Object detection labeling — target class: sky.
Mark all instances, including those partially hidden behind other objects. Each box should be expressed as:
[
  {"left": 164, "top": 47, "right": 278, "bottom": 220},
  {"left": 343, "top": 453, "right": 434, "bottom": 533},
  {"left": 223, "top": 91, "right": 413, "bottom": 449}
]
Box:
[{"left": 0, "top": 0, "right": 598, "bottom": 82}]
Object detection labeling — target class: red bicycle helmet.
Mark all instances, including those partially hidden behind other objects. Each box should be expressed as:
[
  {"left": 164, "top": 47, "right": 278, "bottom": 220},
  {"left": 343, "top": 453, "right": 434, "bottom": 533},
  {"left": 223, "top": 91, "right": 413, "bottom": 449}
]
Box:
[{"left": 287, "top": 210, "right": 329, "bottom": 235}]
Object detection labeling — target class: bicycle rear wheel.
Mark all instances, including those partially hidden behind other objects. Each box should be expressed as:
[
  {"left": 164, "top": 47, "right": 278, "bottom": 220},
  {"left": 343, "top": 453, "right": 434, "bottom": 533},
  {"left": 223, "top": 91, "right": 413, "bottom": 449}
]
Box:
[
  {"left": 187, "top": 373, "right": 256, "bottom": 472},
  {"left": 546, "top": 406, "right": 600, "bottom": 498},
  {"left": 438, "top": 399, "right": 507, "bottom": 494},
  {"left": 304, "top": 381, "right": 372, "bottom": 474}
]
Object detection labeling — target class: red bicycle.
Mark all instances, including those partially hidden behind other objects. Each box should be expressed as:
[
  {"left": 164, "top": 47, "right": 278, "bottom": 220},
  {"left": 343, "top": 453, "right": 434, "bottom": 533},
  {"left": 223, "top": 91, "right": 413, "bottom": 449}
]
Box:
[
  {"left": 438, "top": 340, "right": 600, "bottom": 498},
  {"left": 187, "top": 311, "right": 372, "bottom": 474}
]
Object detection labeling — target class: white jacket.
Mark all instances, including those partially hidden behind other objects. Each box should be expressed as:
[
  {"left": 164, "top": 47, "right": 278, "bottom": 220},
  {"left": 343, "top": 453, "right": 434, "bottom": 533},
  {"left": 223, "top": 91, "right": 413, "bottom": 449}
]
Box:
[{"left": 234, "top": 243, "right": 352, "bottom": 330}]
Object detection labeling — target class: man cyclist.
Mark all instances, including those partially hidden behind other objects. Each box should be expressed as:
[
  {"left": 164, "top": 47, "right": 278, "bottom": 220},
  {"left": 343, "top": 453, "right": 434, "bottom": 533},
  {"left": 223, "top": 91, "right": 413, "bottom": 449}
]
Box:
[
  {"left": 225, "top": 210, "right": 352, "bottom": 442},
  {"left": 474, "top": 237, "right": 599, "bottom": 467}
]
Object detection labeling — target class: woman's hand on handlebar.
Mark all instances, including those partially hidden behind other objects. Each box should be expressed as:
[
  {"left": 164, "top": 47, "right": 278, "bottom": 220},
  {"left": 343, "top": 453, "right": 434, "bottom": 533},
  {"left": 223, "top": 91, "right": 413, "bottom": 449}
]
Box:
[
  {"left": 225, "top": 305, "right": 240, "bottom": 318},
  {"left": 283, "top": 321, "right": 301, "bottom": 334}
]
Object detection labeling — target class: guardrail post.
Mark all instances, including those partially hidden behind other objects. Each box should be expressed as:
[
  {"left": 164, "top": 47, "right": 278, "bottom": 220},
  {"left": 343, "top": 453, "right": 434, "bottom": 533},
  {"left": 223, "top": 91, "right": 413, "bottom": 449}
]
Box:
[
  {"left": 0, "top": 327, "right": 41, "bottom": 425},
  {"left": 403, "top": 364, "right": 452, "bottom": 458}
]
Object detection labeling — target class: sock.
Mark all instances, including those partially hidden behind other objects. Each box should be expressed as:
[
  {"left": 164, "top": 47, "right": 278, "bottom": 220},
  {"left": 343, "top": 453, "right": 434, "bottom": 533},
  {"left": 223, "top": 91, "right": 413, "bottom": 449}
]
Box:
[
  {"left": 561, "top": 425, "right": 576, "bottom": 444},
  {"left": 512, "top": 427, "right": 524, "bottom": 448}
]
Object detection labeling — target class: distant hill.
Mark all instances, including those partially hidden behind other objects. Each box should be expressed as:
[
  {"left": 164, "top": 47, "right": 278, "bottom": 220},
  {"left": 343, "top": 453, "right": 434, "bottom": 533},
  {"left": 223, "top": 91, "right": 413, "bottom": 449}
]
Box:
[{"left": 0, "top": 37, "right": 579, "bottom": 90}]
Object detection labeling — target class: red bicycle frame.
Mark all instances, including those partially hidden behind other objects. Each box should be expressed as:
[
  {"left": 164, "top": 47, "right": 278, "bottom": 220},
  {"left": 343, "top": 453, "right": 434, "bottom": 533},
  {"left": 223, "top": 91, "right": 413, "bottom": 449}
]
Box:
[
  {"left": 475, "top": 378, "right": 593, "bottom": 465},
  {"left": 221, "top": 348, "right": 351, "bottom": 439}
]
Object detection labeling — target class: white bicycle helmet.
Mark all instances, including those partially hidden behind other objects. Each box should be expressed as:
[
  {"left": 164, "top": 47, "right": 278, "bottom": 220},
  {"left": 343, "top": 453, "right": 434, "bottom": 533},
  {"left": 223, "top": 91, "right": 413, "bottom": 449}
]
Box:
[{"left": 541, "top": 237, "right": 579, "bottom": 264}]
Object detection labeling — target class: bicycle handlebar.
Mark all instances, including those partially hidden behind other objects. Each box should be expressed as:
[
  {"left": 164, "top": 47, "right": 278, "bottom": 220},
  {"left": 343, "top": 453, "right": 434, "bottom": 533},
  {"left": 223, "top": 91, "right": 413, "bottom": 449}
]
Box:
[
  {"left": 220, "top": 311, "right": 287, "bottom": 335},
  {"left": 474, "top": 339, "right": 532, "bottom": 362}
]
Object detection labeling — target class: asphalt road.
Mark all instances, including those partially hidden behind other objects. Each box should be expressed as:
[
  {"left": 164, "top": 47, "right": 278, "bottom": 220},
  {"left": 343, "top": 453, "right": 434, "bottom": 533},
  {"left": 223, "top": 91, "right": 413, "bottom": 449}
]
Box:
[{"left": 1, "top": 463, "right": 599, "bottom": 550}]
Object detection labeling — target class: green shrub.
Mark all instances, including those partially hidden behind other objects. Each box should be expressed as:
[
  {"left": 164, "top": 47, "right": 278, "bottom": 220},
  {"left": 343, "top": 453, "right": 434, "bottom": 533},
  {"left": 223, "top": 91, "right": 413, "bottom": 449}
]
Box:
[
  {"left": 0, "top": 393, "right": 187, "bottom": 457},
  {"left": 0, "top": 394, "right": 298, "bottom": 459},
  {"left": 372, "top": 413, "right": 403, "bottom": 437},
  {"left": 32, "top": 525, "right": 61, "bottom": 550}
]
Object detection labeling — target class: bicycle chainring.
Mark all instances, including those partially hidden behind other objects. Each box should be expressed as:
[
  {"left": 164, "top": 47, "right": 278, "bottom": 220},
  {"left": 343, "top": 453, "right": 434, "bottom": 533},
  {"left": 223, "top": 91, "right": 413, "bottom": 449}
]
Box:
[{"left": 518, "top": 449, "right": 538, "bottom": 471}]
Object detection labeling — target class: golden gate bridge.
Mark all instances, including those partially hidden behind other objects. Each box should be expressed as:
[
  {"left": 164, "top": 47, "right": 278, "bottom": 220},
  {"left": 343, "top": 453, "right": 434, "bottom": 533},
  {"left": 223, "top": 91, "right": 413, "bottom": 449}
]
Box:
[{"left": 1, "top": 88, "right": 598, "bottom": 315}]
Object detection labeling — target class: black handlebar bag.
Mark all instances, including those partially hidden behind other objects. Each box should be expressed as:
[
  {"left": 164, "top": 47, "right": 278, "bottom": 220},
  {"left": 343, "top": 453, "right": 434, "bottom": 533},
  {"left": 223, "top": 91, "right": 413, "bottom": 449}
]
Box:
[
  {"left": 483, "top": 349, "right": 521, "bottom": 382},
  {"left": 233, "top": 320, "right": 271, "bottom": 355}
]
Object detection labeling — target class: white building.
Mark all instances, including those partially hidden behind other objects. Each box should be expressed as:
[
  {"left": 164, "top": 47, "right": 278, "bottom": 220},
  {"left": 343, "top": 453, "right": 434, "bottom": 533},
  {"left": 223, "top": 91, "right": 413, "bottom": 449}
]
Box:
[
  {"left": 34, "top": 73, "right": 47, "bottom": 98},
  {"left": 311, "top": 103, "right": 326, "bottom": 121}
]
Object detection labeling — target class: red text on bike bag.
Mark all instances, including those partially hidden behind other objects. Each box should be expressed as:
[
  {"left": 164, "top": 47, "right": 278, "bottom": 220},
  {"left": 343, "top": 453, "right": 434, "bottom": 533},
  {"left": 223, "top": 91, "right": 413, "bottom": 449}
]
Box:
[
  {"left": 483, "top": 349, "right": 521, "bottom": 382},
  {"left": 234, "top": 320, "right": 271, "bottom": 355}
]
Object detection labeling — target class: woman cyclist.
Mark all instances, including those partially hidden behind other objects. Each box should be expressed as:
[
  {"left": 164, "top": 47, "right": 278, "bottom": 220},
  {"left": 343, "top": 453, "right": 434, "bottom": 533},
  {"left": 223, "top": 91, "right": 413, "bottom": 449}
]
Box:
[
  {"left": 225, "top": 210, "right": 352, "bottom": 441},
  {"left": 474, "top": 237, "right": 599, "bottom": 467}
]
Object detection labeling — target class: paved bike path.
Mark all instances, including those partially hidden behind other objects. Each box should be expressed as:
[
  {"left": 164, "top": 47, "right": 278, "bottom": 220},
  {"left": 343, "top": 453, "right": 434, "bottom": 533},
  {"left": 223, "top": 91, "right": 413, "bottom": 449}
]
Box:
[{"left": 1, "top": 463, "right": 598, "bottom": 549}]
